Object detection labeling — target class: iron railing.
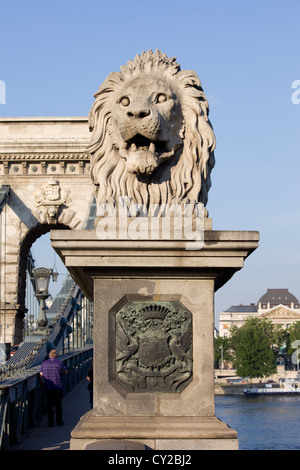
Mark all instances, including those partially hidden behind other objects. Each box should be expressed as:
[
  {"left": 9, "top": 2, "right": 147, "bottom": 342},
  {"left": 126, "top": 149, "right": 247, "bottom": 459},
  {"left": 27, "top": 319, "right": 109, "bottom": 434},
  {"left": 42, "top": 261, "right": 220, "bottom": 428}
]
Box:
[{"left": 0, "top": 346, "right": 93, "bottom": 450}]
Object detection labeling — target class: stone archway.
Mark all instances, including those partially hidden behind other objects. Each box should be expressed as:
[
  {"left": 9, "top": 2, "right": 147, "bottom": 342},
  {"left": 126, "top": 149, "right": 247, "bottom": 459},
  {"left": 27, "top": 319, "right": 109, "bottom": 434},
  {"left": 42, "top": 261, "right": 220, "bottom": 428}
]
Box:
[
  {"left": 14, "top": 223, "right": 71, "bottom": 344},
  {"left": 0, "top": 117, "right": 93, "bottom": 345}
]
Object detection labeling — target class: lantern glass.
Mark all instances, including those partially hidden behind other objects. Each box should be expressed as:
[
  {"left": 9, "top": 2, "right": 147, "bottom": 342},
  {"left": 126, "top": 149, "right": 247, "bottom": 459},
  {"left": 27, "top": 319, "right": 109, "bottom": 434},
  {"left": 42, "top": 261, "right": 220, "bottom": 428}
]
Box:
[{"left": 33, "top": 268, "right": 52, "bottom": 294}]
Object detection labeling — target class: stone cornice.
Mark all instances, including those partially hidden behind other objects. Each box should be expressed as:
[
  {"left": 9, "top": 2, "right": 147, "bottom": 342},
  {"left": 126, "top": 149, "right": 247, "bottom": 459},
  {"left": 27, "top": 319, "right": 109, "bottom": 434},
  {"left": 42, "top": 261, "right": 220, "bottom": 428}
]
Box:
[
  {"left": 0, "top": 153, "right": 90, "bottom": 160},
  {"left": 0, "top": 116, "right": 90, "bottom": 157},
  {"left": 0, "top": 138, "right": 90, "bottom": 157},
  {"left": 0, "top": 117, "right": 91, "bottom": 174},
  {"left": 51, "top": 229, "right": 259, "bottom": 299},
  {"left": 0, "top": 116, "right": 88, "bottom": 121}
]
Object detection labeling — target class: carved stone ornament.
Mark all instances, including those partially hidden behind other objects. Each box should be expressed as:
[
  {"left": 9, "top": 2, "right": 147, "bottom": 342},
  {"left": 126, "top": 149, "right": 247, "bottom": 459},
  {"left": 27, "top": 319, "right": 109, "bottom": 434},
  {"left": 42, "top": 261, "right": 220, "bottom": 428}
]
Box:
[
  {"left": 114, "top": 301, "right": 193, "bottom": 393},
  {"left": 35, "top": 178, "right": 72, "bottom": 223},
  {"left": 87, "top": 50, "right": 216, "bottom": 213}
]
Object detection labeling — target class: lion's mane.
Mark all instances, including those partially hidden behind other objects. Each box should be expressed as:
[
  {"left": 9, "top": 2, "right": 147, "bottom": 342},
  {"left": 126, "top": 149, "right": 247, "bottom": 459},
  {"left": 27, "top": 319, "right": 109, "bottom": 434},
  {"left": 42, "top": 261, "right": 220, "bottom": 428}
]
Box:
[{"left": 87, "top": 50, "right": 216, "bottom": 210}]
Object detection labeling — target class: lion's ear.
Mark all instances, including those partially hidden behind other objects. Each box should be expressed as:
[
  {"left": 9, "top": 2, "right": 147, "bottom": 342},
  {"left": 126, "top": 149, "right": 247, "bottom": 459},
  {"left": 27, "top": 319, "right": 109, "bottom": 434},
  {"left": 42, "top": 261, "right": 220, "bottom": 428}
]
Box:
[
  {"left": 94, "top": 72, "right": 122, "bottom": 98},
  {"left": 176, "top": 69, "right": 202, "bottom": 90}
]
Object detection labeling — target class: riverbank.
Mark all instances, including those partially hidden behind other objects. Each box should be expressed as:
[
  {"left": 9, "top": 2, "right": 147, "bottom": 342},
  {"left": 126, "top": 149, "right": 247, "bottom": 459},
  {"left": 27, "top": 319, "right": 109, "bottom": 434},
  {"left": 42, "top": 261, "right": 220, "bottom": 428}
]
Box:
[
  {"left": 215, "top": 383, "right": 256, "bottom": 395},
  {"left": 215, "top": 381, "right": 300, "bottom": 395},
  {"left": 214, "top": 366, "right": 300, "bottom": 395}
]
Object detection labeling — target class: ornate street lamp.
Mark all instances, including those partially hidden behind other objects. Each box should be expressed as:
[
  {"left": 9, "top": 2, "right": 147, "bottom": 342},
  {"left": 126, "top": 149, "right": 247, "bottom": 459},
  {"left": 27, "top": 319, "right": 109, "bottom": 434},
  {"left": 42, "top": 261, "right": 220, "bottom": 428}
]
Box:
[{"left": 33, "top": 267, "right": 52, "bottom": 328}]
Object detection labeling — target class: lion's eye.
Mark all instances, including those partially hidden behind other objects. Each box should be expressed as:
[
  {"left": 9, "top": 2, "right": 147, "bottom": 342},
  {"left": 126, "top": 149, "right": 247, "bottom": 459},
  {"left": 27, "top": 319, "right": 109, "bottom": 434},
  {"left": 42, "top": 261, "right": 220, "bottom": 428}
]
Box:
[
  {"left": 156, "top": 93, "right": 167, "bottom": 104},
  {"left": 120, "top": 96, "right": 130, "bottom": 107}
]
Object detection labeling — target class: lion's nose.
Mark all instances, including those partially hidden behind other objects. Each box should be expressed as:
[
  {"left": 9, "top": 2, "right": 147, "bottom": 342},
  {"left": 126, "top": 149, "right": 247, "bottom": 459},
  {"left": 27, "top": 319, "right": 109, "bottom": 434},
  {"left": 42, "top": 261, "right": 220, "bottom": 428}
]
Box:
[{"left": 127, "top": 108, "right": 151, "bottom": 119}]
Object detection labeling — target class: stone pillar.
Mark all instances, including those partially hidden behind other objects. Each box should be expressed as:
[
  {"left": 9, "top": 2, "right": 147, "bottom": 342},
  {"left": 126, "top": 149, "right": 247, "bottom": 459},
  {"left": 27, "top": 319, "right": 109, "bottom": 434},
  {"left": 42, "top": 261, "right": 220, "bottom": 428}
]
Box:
[
  {"left": 51, "top": 227, "right": 259, "bottom": 450},
  {"left": 0, "top": 303, "right": 25, "bottom": 345}
]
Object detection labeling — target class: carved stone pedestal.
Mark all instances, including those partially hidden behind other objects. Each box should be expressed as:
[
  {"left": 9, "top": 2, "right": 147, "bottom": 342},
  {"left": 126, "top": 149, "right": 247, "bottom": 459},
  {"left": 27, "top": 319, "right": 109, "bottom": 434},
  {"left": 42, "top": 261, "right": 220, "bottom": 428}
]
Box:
[{"left": 51, "top": 228, "right": 259, "bottom": 450}]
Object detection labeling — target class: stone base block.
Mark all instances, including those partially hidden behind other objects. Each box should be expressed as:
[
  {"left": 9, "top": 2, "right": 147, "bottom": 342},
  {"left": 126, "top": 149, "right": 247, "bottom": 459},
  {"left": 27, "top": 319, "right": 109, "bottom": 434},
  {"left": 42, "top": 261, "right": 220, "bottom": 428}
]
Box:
[{"left": 70, "top": 411, "right": 238, "bottom": 450}]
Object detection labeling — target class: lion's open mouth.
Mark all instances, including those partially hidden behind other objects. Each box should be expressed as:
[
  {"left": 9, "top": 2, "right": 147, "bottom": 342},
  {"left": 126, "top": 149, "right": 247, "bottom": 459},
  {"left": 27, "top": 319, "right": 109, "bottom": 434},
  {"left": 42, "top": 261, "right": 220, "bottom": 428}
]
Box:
[
  {"left": 119, "top": 133, "right": 176, "bottom": 176},
  {"left": 125, "top": 134, "right": 168, "bottom": 156}
]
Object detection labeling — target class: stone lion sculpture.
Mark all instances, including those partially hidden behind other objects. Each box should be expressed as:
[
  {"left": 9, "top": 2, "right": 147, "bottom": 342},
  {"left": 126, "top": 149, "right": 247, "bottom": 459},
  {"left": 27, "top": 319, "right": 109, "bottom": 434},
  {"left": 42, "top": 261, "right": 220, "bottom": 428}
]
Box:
[{"left": 87, "top": 50, "right": 216, "bottom": 212}]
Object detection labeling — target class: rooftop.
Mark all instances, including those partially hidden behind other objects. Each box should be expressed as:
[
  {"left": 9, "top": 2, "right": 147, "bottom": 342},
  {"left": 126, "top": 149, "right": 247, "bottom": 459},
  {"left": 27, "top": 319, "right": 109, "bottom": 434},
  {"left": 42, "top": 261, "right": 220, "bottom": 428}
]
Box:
[
  {"left": 225, "top": 304, "right": 257, "bottom": 313},
  {"left": 224, "top": 289, "right": 299, "bottom": 313},
  {"left": 258, "top": 288, "right": 299, "bottom": 305}
]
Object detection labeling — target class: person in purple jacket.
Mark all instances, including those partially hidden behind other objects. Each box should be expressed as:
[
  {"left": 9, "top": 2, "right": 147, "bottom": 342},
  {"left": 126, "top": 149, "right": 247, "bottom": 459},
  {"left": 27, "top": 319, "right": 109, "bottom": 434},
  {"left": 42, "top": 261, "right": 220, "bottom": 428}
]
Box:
[{"left": 40, "top": 349, "right": 68, "bottom": 427}]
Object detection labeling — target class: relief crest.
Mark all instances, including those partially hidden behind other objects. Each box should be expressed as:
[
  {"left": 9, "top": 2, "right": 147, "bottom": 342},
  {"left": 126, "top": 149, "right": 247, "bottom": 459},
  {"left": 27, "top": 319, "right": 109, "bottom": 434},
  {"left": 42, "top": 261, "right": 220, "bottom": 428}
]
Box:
[
  {"left": 114, "top": 301, "right": 193, "bottom": 393},
  {"left": 35, "top": 178, "right": 72, "bottom": 223}
]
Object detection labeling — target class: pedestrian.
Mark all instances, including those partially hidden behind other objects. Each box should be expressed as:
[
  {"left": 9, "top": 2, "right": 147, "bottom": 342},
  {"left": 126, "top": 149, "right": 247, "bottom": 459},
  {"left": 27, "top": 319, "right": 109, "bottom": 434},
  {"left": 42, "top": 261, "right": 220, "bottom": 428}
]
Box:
[
  {"left": 39, "top": 349, "right": 68, "bottom": 427},
  {"left": 87, "top": 361, "right": 93, "bottom": 409}
]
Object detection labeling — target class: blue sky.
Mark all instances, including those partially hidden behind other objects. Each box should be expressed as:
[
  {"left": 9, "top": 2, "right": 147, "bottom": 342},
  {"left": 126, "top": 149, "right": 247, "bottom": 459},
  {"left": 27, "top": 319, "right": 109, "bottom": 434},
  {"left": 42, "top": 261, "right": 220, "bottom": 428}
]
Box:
[{"left": 1, "top": 0, "right": 300, "bottom": 323}]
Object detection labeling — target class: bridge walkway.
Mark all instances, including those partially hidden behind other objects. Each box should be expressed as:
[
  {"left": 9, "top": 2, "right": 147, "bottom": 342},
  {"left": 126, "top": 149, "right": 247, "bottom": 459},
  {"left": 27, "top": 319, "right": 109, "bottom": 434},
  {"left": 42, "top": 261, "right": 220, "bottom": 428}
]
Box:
[{"left": 9, "top": 377, "right": 90, "bottom": 450}]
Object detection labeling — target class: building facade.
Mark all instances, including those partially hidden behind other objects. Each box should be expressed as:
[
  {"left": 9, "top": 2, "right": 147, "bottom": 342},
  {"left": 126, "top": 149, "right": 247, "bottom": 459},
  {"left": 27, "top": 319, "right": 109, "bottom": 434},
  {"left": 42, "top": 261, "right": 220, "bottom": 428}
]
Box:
[{"left": 219, "top": 289, "right": 300, "bottom": 337}]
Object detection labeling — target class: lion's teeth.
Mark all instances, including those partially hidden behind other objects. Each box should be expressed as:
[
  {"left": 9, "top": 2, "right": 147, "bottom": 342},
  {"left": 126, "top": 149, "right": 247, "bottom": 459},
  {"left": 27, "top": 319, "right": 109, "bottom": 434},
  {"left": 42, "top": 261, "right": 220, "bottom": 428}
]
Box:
[
  {"left": 149, "top": 142, "right": 155, "bottom": 153},
  {"left": 130, "top": 143, "right": 137, "bottom": 152}
]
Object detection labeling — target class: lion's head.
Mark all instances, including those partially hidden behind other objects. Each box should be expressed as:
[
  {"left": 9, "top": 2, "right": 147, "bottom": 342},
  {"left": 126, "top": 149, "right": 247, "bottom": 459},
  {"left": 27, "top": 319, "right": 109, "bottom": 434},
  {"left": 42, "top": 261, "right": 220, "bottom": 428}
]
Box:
[{"left": 87, "top": 50, "right": 216, "bottom": 210}]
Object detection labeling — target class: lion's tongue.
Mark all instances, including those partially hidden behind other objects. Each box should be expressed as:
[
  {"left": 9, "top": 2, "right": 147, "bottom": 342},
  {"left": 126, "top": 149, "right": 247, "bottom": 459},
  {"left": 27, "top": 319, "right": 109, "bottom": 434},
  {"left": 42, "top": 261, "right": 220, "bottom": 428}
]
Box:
[{"left": 126, "top": 148, "right": 159, "bottom": 175}]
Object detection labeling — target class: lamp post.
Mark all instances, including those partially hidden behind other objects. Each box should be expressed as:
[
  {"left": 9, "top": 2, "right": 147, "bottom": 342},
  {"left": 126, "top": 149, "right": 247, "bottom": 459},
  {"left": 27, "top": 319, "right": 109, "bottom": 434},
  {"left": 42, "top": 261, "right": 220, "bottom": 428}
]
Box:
[{"left": 33, "top": 267, "right": 52, "bottom": 328}]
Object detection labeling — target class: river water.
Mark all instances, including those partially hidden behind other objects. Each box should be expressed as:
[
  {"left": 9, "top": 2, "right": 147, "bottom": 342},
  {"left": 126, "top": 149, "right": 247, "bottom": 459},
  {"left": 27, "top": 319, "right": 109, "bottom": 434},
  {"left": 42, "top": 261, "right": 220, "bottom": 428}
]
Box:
[{"left": 215, "top": 395, "right": 300, "bottom": 450}]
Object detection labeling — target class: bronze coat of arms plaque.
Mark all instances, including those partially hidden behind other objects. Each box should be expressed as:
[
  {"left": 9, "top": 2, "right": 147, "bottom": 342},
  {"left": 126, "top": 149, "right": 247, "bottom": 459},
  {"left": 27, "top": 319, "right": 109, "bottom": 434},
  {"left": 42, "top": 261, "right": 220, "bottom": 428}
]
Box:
[{"left": 114, "top": 301, "right": 193, "bottom": 393}]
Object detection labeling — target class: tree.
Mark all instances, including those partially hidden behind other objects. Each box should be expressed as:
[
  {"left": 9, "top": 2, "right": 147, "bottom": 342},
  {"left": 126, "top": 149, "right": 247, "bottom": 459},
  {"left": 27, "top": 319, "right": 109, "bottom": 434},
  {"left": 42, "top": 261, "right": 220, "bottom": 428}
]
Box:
[{"left": 229, "top": 318, "right": 277, "bottom": 379}]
